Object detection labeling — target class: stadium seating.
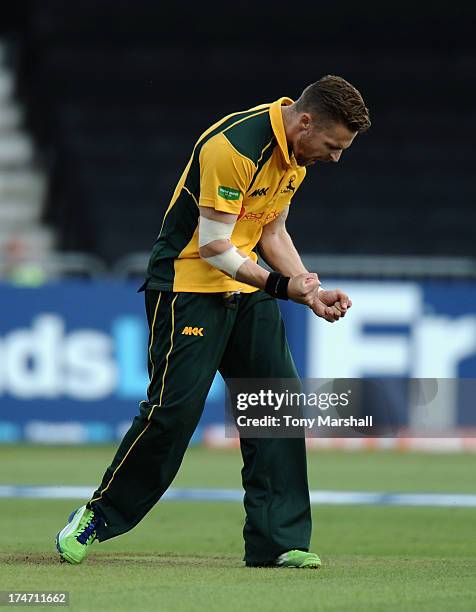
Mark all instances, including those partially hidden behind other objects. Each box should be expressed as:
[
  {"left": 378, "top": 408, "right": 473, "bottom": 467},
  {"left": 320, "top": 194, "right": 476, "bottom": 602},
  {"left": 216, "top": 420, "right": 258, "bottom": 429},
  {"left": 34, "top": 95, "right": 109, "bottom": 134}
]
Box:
[
  {"left": 0, "top": 38, "right": 54, "bottom": 277},
  {"left": 10, "top": 0, "right": 475, "bottom": 263}
]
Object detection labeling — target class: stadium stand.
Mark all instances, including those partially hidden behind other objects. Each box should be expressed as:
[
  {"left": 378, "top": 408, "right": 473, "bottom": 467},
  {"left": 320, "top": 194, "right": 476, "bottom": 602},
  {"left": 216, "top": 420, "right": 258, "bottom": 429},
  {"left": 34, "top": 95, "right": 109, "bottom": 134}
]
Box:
[
  {"left": 5, "top": 1, "right": 476, "bottom": 265},
  {"left": 0, "top": 38, "right": 54, "bottom": 278}
]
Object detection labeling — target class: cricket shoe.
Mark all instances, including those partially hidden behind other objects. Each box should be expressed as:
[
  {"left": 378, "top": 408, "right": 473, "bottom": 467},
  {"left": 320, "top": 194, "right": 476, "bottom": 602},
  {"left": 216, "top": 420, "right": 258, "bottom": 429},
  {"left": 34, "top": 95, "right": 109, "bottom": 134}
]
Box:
[
  {"left": 55, "top": 505, "right": 103, "bottom": 564},
  {"left": 246, "top": 550, "right": 322, "bottom": 569}
]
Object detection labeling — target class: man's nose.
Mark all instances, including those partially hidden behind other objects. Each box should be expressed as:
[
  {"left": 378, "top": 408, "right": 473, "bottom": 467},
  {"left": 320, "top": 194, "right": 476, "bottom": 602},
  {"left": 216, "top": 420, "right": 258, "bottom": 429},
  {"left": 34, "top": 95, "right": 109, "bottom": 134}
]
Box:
[{"left": 330, "top": 150, "right": 342, "bottom": 162}]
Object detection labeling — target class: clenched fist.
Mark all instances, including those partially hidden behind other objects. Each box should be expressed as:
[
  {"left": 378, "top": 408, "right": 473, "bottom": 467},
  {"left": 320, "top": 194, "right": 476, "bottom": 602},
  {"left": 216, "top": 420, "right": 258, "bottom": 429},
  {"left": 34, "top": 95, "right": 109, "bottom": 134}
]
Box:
[
  {"left": 310, "top": 288, "right": 352, "bottom": 323},
  {"left": 287, "top": 273, "right": 320, "bottom": 306}
]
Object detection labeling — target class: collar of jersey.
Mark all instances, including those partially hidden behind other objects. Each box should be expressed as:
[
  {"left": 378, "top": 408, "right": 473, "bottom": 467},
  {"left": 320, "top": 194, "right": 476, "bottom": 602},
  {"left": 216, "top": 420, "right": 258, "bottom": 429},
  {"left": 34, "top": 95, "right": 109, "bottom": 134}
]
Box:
[{"left": 269, "top": 97, "right": 294, "bottom": 166}]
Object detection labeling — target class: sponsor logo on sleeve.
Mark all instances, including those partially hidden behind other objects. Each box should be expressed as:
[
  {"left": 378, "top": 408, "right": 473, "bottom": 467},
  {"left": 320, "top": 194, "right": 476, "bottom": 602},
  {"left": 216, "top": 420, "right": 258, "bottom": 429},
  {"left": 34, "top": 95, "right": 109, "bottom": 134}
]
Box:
[{"left": 218, "top": 186, "right": 241, "bottom": 200}]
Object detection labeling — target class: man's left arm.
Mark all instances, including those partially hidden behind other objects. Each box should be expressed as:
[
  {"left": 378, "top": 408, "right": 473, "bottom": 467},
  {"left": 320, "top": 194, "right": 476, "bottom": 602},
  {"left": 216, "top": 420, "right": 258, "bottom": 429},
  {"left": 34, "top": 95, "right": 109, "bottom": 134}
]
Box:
[{"left": 258, "top": 207, "right": 352, "bottom": 322}]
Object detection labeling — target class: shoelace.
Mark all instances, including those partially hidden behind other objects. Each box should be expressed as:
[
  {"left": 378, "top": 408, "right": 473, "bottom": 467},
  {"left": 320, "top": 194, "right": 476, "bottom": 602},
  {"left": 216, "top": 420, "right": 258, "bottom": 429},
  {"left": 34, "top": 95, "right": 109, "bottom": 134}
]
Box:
[{"left": 76, "top": 514, "right": 101, "bottom": 545}]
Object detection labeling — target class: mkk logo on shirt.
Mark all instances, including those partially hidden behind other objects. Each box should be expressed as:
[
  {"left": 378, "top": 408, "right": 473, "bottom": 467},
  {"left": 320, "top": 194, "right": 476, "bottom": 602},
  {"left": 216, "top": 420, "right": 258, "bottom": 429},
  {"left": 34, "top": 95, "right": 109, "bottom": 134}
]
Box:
[{"left": 249, "top": 187, "right": 270, "bottom": 197}]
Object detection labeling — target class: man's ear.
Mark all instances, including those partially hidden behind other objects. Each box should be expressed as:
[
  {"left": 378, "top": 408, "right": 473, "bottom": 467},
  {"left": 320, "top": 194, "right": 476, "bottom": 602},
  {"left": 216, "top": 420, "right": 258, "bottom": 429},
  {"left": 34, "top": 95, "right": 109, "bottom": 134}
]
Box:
[{"left": 299, "top": 113, "right": 312, "bottom": 131}]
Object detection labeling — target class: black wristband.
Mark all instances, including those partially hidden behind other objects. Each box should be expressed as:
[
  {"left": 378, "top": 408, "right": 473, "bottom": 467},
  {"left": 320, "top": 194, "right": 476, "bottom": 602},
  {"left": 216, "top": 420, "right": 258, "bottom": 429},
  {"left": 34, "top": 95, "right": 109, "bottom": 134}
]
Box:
[{"left": 265, "top": 271, "right": 290, "bottom": 300}]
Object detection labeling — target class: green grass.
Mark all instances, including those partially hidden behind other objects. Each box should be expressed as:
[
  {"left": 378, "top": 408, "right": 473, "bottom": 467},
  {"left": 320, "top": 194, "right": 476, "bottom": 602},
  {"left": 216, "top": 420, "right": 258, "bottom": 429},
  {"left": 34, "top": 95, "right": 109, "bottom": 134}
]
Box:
[
  {"left": 1, "top": 444, "right": 475, "bottom": 492},
  {"left": 1, "top": 446, "right": 475, "bottom": 611}
]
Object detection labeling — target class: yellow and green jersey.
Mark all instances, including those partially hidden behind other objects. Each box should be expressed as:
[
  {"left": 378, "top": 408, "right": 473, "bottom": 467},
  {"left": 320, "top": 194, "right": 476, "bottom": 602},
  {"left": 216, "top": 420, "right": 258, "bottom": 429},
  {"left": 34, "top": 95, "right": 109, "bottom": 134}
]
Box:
[{"left": 146, "top": 97, "right": 306, "bottom": 293}]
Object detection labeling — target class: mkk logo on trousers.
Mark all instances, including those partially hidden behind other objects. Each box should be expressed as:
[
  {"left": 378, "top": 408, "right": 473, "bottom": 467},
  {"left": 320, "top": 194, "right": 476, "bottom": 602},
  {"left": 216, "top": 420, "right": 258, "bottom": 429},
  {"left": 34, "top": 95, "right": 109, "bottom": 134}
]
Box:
[{"left": 182, "top": 326, "right": 204, "bottom": 336}]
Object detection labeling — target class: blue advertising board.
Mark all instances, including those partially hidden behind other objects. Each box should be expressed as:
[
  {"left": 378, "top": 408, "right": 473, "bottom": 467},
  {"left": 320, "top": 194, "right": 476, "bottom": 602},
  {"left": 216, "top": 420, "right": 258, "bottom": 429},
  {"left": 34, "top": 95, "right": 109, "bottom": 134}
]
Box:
[{"left": 0, "top": 280, "right": 475, "bottom": 443}]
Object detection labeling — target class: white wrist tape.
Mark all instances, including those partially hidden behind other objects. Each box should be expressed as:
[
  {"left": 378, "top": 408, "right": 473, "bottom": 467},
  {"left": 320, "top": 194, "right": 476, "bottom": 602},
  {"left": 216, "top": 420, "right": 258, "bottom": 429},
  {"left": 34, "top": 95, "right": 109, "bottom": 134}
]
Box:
[
  {"left": 204, "top": 246, "right": 249, "bottom": 279},
  {"left": 199, "top": 216, "right": 234, "bottom": 247}
]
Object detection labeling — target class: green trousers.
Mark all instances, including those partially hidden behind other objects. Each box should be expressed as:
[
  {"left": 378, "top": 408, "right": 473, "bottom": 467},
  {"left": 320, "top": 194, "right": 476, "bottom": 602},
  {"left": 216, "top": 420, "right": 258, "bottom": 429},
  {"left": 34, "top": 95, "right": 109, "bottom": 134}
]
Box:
[{"left": 90, "top": 290, "right": 311, "bottom": 564}]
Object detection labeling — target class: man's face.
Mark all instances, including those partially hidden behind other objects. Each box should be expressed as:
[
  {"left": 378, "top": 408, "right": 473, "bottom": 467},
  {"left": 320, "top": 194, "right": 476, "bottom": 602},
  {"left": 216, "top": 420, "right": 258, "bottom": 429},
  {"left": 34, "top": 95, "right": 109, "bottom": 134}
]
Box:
[{"left": 292, "top": 116, "right": 357, "bottom": 167}]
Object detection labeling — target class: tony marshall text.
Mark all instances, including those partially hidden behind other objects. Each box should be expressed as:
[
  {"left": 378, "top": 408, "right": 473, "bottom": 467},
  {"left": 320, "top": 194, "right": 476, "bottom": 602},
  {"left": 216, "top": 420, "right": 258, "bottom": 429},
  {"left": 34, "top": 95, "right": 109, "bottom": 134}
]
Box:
[{"left": 236, "top": 415, "right": 373, "bottom": 428}]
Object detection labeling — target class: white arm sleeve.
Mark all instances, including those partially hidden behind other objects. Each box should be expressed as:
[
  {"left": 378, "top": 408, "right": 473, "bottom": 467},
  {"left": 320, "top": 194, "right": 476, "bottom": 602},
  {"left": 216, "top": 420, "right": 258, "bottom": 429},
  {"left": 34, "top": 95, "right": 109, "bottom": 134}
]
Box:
[
  {"left": 205, "top": 246, "right": 249, "bottom": 279},
  {"left": 198, "top": 216, "right": 249, "bottom": 278},
  {"left": 198, "top": 216, "right": 234, "bottom": 247}
]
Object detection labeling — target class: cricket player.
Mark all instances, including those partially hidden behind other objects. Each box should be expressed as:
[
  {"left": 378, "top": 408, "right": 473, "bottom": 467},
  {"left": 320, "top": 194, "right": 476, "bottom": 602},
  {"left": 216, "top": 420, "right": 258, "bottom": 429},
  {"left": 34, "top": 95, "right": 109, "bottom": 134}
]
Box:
[{"left": 56, "top": 75, "right": 370, "bottom": 568}]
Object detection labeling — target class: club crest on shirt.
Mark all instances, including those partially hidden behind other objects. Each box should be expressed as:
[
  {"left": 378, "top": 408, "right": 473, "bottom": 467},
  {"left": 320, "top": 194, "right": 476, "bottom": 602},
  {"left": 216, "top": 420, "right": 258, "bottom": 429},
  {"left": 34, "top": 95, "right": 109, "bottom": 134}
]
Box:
[{"left": 281, "top": 175, "right": 296, "bottom": 194}]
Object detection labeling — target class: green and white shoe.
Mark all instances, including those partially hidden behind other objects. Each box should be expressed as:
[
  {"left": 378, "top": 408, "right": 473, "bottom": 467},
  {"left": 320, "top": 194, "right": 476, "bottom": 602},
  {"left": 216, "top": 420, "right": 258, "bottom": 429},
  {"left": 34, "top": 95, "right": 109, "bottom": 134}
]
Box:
[
  {"left": 276, "top": 550, "right": 321, "bottom": 568},
  {"left": 55, "top": 505, "right": 102, "bottom": 564},
  {"left": 246, "top": 549, "right": 322, "bottom": 568}
]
